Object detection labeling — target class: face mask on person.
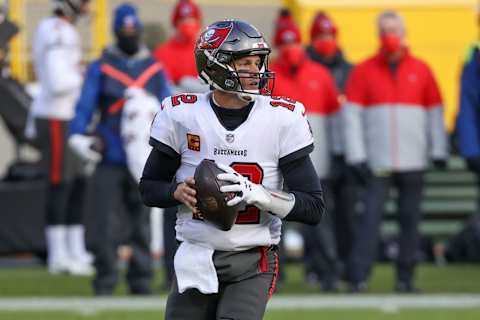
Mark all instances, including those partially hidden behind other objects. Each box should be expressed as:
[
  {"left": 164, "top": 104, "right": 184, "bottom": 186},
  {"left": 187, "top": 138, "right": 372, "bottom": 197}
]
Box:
[
  {"left": 116, "top": 32, "right": 140, "bottom": 56},
  {"left": 380, "top": 33, "right": 402, "bottom": 54},
  {"left": 178, "top": 21, "right": 200, "bottom": 42},
  {"left": 280, "top": 45, "right": 305, "bottom": 67},
  {"left": 313, "top": 38, "right": 337, "bottom": 58}
]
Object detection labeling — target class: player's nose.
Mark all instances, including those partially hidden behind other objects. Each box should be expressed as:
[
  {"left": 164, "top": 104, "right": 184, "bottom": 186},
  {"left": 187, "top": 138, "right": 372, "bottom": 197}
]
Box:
[{"left": 246, "top": 64, "right": 260, "bottom": 74}]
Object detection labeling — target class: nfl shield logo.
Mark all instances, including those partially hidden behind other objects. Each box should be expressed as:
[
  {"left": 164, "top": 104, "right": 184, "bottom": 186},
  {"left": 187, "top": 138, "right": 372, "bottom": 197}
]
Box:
[{"left": 226, "top": 133, "right": 235, "bottom": 143}]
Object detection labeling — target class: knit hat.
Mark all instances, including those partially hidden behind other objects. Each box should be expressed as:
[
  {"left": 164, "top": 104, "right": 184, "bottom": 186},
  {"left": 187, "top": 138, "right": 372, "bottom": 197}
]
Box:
[
  {"left": 273, "top": 9, "right": 301, "bottom": 47},
  {"left": 310, "top": 11, "right": 337, "bottom": 40},
  {"left": 171, "top": 0, "right": 201, "bottom": 27},
  {"left": 113, "top": 3, "right": 142, "bottom": 33}
]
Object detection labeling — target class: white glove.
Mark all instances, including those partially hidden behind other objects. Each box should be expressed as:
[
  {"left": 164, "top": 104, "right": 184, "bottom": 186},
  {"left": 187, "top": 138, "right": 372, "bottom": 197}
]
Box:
[
  {"left": 68, "top": 134, "right": 102, "bottom": 163},
  {"left": 216, "top": 163, "right": 295, "bottom": 218},
  {"left": 216, "top": 163, "right": 270, "bottom": 207}
]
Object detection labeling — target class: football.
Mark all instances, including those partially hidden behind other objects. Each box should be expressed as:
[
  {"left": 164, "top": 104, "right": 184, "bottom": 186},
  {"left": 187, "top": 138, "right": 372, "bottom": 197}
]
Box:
[{"left": 194, "top": 159, "right": 239, "bottom": 231}]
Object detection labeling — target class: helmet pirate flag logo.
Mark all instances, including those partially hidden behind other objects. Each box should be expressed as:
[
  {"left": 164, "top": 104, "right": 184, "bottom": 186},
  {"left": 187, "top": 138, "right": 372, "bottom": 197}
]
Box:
[{"left": 197, "top": 23, "right": 233, "bottom": 50}]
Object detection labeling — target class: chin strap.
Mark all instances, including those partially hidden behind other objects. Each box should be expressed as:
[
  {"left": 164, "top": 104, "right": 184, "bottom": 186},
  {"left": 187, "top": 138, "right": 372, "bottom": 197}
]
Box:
[{"left": 236, "top": 92, "right": 256, "bottom": 102}]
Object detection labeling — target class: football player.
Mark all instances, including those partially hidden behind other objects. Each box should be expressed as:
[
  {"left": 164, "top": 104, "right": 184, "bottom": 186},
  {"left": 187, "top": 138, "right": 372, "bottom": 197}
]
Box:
[
  {"left": 140, "top": 20, "right": 325, "bottom": 319},
  {"left": 30, "top": 0, "right": 93, "bottom": 275}
]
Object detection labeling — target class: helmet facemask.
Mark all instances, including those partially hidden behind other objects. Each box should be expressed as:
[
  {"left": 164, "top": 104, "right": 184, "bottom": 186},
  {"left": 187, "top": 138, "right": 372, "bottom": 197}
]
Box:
[{"left": 200, "top": 49, "right": 275, "bottom": 102}]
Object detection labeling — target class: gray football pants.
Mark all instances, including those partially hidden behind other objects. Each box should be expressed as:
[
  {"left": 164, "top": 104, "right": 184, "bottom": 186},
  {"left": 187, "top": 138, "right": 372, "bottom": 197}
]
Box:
[{"left": 165, "top": 245, "right": 279, "bottom": 320}]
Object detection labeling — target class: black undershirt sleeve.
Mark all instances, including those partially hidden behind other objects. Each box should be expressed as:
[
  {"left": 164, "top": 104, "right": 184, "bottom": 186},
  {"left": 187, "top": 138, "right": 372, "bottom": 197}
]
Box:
[
  {"left": 139, "top": 140, "right": 182, "bottom": 208},
  {"left": 279, "top": 154, "right": 326, "bottom": 225}
]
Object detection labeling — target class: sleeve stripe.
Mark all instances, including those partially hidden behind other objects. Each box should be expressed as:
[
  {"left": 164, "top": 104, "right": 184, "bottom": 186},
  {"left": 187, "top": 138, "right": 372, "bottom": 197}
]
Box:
[{"left": 279, "top": 143, "right": 314, "bottom": 167}]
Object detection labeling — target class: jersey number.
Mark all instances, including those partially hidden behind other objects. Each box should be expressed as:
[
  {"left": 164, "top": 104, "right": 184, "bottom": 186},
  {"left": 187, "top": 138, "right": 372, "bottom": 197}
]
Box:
[
  {"left": 270, "top": 96, "right": 296, "bottom": 111},
  {"left": 230, "top": 162, "right": 264, "bottom": 224},
  {"left": 171, "top": 94, "right": 197, "bottom": 107}
]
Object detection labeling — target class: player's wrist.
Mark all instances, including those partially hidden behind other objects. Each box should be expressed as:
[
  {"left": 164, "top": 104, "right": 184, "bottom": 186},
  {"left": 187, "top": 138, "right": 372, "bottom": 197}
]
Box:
[
  {"left": 171, "top": 182, "right": 183, "bottom": 203},
  {"left": 255, "top": 188, "right": 295, "bottom": 219}
]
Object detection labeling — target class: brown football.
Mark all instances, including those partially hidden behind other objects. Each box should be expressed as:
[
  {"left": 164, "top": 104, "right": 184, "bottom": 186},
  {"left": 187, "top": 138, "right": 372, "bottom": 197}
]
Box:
[{"left": 194, "top": 159, "right": 239, "bottom": 231}]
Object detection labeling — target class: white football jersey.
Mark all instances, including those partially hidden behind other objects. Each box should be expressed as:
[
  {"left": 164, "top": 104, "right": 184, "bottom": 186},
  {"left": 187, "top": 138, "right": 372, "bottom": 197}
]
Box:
[
  {"left": 150, "top": 92, "right": 314, "bottom": 251},
  {"left": 31, "top": 17, "right": 83, "bottom": 120}
]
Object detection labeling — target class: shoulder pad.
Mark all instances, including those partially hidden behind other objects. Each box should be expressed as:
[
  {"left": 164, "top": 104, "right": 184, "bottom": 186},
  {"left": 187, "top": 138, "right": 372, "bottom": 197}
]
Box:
[
  {"left": 170, "top": 93, "right": 200, "bottom": 107},
  {"left": 160, "top": 93, "right": 206, "bottom": 116}
]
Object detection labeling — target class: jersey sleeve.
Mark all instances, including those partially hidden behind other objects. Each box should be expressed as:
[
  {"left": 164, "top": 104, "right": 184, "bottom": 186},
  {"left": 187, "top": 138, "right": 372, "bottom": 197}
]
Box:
[
  {"left": 149, "top": 97, "right": 182, "bottom": 155},
  {"left": 279, "top": 101, "right": 314, "bottom": 161}
]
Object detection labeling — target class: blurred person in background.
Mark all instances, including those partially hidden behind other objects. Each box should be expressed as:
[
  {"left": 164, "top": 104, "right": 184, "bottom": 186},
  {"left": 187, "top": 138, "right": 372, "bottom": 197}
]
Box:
[
  {"left": 29, "top": 0, "right": 93, "bottom": 275},
  {"left": 307, "top": 11, "right": 352, "bottom": 94},
  {"left": 456, "top": 24, "right": 480, "bottom": 204},
  {"left": 154, "top": 0, "right": 207, "bottom": 93},
  {"left": 270, "top": 9, "right": 341, "bottom": 292},
  {"left": 153, "top": 0, "right": 206, "bottom": 291},
  {"left": 68, "top": 3, "right": 171, "bottom": 295},
  {"left": 306, "top": 11, "right": 356, "bottom": 275},
  {"left": 453, "top": 7, "right": 480, "bottom": 265},
  {"left": 343, "top": 10, "right": 448, "bottom": 293}
]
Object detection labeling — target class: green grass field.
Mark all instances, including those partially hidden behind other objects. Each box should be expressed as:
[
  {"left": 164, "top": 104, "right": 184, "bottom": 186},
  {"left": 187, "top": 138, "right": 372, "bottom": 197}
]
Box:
[
  {"left": 0, "top": 263, "right": 479, "bottom": 320},
  {"left": 1, "top": 263, "right": 480, "bottom": 296},
  {"left": 0, "top": 309, "right": 480, "bottom": 320}
]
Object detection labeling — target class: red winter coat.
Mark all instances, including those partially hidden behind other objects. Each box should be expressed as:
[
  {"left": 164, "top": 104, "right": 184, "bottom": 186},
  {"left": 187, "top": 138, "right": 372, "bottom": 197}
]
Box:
[
  {"left": 344, "top": 49, "right": 447, "bottom": 171},
  {"left": 154, "top": 38, "right": 198, "bottom": 84},
  {"left": 270, "top": 57, "right": 340, "bottom": 178}
]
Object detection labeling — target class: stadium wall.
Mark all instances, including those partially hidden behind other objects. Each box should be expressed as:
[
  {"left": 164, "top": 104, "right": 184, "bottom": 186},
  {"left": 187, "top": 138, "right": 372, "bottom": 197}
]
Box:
[{"left": 285, "top": 0, "right": 478, "bottom": 132}]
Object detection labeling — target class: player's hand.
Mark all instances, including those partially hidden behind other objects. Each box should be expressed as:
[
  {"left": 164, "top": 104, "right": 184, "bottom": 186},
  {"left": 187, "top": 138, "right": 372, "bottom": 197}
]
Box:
[
  {"left": 216, "top": 163, "right": 270, "bottom": 208},
  {"left": 68, "top": 134, "right": 102, "bottom": 163},
  {"left": 174, "top": 177, "right": 198, "bottom": 212}
]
